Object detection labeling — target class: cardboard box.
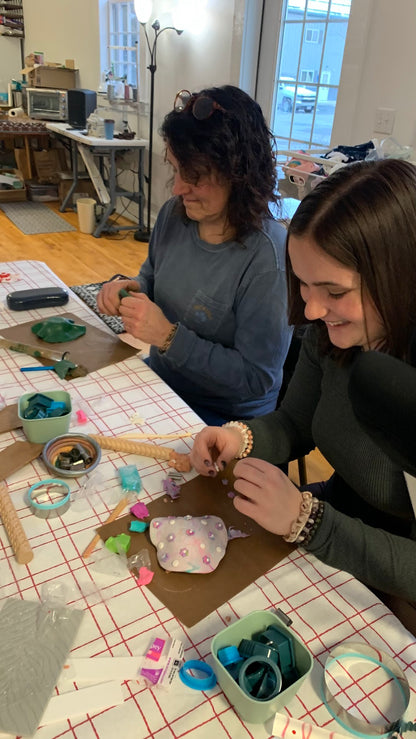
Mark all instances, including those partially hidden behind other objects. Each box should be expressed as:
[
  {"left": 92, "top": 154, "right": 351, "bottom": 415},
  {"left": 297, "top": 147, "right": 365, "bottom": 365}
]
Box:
[
  {"left": 33, "top": 149, "right": 67, "bottom": 184},
  {"left": 58, "top": 177, "right": 96, "bottom": 205},
  {"left": 0, "top": 168, "right": 26, "bottom": 201},
  {"left": 0, "top": 187, "right": 27, "bottom": 202},
  {"left": 14, "top": 148, "right": 31, "bottom": 181},
  {"left": 25, "top": 66, "right": 78, "bottom": 90}
]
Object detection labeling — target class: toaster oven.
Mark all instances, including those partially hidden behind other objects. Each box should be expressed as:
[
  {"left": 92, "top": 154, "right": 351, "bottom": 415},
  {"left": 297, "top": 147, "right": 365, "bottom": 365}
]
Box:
[{"left": 26, "top": 87, "right": 68, "bottom": 121}]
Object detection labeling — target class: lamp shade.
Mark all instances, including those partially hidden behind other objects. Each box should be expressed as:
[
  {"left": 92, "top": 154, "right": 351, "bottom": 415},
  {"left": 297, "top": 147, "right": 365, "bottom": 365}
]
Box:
[{"left": 134, "top": 0, "right": 152, "bottom": 23}]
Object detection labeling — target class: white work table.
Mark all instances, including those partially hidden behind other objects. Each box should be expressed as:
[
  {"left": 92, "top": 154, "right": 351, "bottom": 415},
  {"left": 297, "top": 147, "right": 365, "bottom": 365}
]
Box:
[{"left": 46, "top": 122, "right": 148, "bottom": 238}]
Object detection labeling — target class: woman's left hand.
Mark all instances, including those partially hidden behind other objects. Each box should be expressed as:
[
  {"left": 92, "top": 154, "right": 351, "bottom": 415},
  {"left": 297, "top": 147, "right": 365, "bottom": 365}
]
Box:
[
  {"left": 118, "top": 292, "right": 174, "bottom": 347},
  {"left": 232, "top": 458, "right": 303, "bottom": 536}
]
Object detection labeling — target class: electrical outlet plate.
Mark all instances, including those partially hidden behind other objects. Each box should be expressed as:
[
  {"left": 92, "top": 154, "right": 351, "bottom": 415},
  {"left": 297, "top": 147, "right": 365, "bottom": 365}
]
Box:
[{"left": 374, "top": 107, "right": 396, "bottom": 135}]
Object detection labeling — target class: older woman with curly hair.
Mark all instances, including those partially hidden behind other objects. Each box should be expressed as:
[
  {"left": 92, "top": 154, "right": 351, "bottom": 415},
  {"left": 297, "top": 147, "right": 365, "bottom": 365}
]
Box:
[{"left": 97, "top": 85, "right": 292, "bottom": 424}]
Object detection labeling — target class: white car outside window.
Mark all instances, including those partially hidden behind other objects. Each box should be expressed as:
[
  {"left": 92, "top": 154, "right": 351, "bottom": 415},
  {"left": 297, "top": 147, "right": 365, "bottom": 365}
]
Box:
[{"left": 277, "top": 77, "right": 316, "bottom": 113}]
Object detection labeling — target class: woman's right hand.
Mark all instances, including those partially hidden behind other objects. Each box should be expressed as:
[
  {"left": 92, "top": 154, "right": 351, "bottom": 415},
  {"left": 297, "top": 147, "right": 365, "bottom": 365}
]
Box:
[
  {"left": 96, "top": 279, "right": 140, "bottom": 316},
  {"left": 190, "top": 426, "right": 243, "bottom": 475}
]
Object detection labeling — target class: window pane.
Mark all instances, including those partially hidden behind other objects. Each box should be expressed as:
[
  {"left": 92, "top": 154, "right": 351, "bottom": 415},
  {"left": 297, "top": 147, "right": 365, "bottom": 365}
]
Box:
[
  {"left": 299, "top": 25, "right": 323, "bottom": 82},
  {"left": 306, "top": 0, "right": 330, "bottom": 20},
  {"left": 321, "top": 19, "right": 349, "bottom": 85},
  {"left": 329, "top": 0, "right": 352, "bottom": 18},
  {"left": 279, "top": 22, "right": 303, "bottom": 77},
  {"left": 312, "top": 86, "right": 337, "bottom": 146},
  {"left": 286, "top": 1, "right": 306, "bottom": 20},
  {"left": 108, "top": 0, "right": 139, "bottom": 85}
]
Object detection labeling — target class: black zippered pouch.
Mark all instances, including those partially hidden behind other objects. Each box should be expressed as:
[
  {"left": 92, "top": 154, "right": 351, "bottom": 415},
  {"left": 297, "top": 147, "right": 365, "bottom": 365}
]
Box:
[{"left": 7, "top": 287, "right": 69, "bottom": 311}]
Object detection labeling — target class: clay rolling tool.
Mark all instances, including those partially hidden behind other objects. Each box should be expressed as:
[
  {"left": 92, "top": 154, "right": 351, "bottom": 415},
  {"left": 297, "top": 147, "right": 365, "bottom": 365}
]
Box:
[
  {"left": 0, "top": 481, "right": 34, "bottom": 564},
  {"left": 0, "top": 440, "right": 43, "bottom": 563},
  {"left": 89, "top": 434, "right": 191, "bottom": 471},
  {"left": 0, "top": 336, "right": 87, "bottom": 379}
]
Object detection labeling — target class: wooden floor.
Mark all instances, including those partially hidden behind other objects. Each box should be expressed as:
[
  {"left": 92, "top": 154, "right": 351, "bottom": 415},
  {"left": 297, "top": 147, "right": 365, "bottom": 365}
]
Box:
[
  {"left": 0, "top": 200, "right": 333, "bottom": 484},
  {"left": 0, "top": 200, "right": 148, "bottom": 285}
]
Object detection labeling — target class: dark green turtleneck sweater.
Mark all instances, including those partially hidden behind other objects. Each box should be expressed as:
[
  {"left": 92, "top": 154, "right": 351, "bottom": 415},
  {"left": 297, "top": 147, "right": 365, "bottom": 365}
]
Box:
[{"left": 247, "top": 325, "right": 416, "bottom": 601}]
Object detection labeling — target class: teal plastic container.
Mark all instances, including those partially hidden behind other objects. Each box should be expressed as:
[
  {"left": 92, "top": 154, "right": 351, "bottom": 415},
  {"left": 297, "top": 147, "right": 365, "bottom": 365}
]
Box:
[
  {"left": 211, "top": 610, "right": 313, "bottom": 724},
  {"left": 18, "top": 390, "right": 72, "bottom": 443}
]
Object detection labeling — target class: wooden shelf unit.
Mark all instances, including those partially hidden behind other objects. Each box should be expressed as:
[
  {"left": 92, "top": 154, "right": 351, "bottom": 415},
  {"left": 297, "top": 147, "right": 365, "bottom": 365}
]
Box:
[{"left": 0, "top": 0, "right": 24, "bottom": 37}]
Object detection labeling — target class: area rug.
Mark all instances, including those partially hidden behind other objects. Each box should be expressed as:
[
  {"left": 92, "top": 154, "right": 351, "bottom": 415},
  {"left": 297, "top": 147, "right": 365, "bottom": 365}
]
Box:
[
  {"left": 70, "top": 281, "right": 125, "bottom": 334},
  {"left": 0, "top": 201, "right": 75, "bottom": 234}
]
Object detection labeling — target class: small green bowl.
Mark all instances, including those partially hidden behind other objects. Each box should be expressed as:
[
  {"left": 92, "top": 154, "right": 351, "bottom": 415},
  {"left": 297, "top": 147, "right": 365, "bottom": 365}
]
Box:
[
  {"left": 42, "top": 433, "right": 101, "bottom": 478},
  {"left": 211, "top": 610, "right": 313, "bottom": 724},
  {"left": 18, "top": 390, "right": 71, "bottom": 443}
]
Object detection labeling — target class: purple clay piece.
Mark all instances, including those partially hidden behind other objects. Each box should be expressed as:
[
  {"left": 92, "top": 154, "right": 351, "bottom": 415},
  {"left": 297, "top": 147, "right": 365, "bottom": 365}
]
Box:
[
  {"left": 162, "top": 477, "right": 181, "bottom": 500},
  {"left": 227, "top": 526, "right": 250, "bottom": 540},
  {"left": 227, "top": 491, "right": 235, "bottom": 499}
]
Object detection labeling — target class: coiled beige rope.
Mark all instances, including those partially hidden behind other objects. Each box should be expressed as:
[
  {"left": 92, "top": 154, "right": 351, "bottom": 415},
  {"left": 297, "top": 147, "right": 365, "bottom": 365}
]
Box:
[{"left": 89, "top": 434, "right": 191, "bottom": 471}]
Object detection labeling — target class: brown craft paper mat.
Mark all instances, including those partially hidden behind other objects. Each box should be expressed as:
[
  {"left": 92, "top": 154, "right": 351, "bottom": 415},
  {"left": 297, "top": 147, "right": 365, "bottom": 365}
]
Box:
[
  {"left": 97, "top": 466, "right": 294, "bottom": 627},
  {"left": 0, "top": 440, "right": 44, "bottom": 480},
  {"left": 0, "top": 313, "right": 138, "bottom": 378},
  {"left": 0, "top": 404, "right": 20, "bottom": 433}
]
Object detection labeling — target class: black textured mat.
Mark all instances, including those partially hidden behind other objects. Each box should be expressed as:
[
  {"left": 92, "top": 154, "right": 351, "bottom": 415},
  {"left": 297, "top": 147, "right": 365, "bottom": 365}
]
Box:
[{"left": 70, "top": 281, "right": 125, "bottom": 334}]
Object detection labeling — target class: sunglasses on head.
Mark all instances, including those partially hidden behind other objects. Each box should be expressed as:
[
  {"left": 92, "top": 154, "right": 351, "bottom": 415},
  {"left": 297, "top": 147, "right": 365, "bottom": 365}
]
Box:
[{"left": 174, "top": 89, "right": 226, "bottom": 121}]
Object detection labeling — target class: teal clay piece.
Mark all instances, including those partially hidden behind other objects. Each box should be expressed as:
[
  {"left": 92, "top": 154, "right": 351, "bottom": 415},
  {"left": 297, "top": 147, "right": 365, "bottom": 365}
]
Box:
[
  {"left": 31, "top": 317, "right": 86, "bottom": 343},
  {"left": 129, "top": 521, "right": 148, "bottom": 533}
]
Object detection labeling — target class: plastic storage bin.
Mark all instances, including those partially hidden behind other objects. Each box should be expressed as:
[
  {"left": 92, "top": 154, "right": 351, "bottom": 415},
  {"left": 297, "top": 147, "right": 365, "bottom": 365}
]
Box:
[
  {"left": 211, "top": 610, "right": 313, "bottom": 724},
  {"left": 18, "top": 390, "right": 72, "bottom": 443}
]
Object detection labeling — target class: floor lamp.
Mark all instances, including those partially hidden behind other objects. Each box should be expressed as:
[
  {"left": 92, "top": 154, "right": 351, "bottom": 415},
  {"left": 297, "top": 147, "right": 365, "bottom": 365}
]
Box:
[{"left": 134, "top": 6, "right": 183, "bottom": 242}]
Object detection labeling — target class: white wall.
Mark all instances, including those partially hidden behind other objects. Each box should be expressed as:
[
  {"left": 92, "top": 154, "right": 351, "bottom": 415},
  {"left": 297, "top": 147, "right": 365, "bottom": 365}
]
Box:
[
  {"left": 144, "top": 0, "right": 240, "bottom": 210},
  {"left": 22, "top": 0, "right": 101, "bottom": 90}
]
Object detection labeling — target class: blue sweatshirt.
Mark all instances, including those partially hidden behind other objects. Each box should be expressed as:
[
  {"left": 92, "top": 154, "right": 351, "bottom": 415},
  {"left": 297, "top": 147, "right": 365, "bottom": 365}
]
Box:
[{"left": 136, "top": 197, "right": 292, "bottom": 420}]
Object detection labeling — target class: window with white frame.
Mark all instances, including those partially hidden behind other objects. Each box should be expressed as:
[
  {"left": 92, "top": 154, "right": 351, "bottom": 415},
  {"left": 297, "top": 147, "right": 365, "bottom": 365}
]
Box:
[
  {"left": 305, "top": 28, "right": 319, "bottom": 43},
  {"left": 300, "top": 69, "right": 314, "bottom": 83},
  {"left": 268, "top": 0, "right": 353, "bottom": 152},
  {"left": 107, "top": 0, "right": 139, "bottom": 85}
]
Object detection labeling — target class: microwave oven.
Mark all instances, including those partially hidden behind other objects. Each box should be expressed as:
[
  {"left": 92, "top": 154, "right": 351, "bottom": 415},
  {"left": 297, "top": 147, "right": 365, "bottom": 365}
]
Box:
[{"left": 26, "top": 87, "right": 68, "bottom": 121}]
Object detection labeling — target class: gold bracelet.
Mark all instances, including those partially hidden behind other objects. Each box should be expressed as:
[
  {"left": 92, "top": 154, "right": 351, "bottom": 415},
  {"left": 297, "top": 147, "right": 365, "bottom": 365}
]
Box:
[
  {"left": 159, "top": 323, "right": 178, "bottom": 354},
  {"left": 222, "top": 421, "right": 253, "bottom": 458},
  {"left": 283, "top": 491, "right": 316, "bottom": 543}
]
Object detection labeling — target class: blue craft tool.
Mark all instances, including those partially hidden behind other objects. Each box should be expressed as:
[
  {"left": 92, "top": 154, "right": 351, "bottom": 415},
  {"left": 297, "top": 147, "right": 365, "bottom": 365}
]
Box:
[{"left": 20, "top": 366, "right": 55, "bottom": 372}]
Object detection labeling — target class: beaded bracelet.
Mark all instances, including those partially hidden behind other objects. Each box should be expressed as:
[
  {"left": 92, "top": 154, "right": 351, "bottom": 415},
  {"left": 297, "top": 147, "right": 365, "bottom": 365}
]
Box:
[
  {"left": 297, "top": 500, "right": 325, "bottom": 546},
  {"left": 283, "top": 493, "right": 324, "bottom": 545},
  {"left": 222, "top": 421, "right": 254, "bottom": 458},
  {"left": 159, "top": 323, "right": 178, "bottom": 354},
  {"left": 283, "top": 491, "right": 314, "bottom": 542}
]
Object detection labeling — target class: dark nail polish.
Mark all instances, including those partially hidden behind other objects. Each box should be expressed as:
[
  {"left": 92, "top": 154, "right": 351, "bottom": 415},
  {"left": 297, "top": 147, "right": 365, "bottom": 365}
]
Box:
[
  {"left": 221, "top": 460, "right": 226, "bottom": 469},
  {"left": 208, "top": 469, "right": 215, "bottom": 476},
  {"left": 204, "top": 459, "right": 212, "bottom": 467}
]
